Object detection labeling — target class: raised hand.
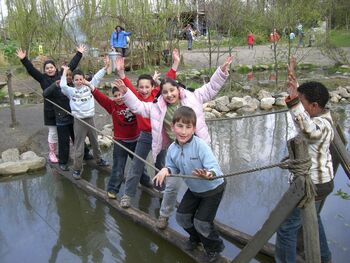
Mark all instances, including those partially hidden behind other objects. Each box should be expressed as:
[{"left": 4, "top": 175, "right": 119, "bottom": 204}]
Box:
[
  {"left": 172, "top": 48, "right": 180, "bottom": 63},
  {"left": 113, "top": 79, "right": 128, "bottom": 94},
  {"left": 16, "top": 48, "right": 26, "bottom": 60},
  {"left": 153, "top": 70, "right": 161, "bottom": 84},
  {"left": 192, "top": 168, "right": 213, "bottom": 179},
  {"left": 61, "top": 65, "right": 70, "bottom": 72},
  {"left": 220, "top": 56, "right": 233, "bottom": 74},
  {"left": 287, "top": 56, "right": 298, "bottom": 98},
  {"left": 103, "top": 55, "right": 110, "bottom": 69},
  {"left": 115, "top": 56, "right": 125, "bottom": 78},
  {"left": 76, "top": 44, "right": 87, "bottom": 54}
]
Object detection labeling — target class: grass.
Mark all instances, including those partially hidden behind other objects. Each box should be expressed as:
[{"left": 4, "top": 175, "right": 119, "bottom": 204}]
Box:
[{"left": 329, "top": 30, "right": 350, "bottom": 47}]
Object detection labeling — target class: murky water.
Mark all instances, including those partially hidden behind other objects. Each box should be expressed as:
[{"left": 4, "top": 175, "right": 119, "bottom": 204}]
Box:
[{"left": 1, "top": 106, "right": 349, "bottom": 263}]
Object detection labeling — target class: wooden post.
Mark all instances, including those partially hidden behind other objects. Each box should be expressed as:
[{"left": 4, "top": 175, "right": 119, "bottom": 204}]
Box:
[
  {"left": 232, "top": 136, "right": 320, "bottom": 263},
  {"left": 6, "top": 70, "right": 17, "bottom": 127}
]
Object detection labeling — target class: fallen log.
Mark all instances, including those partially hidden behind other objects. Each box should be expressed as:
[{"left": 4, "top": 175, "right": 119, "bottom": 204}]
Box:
[{"left": 49, "top": 163, "right": 230, "bottom": 263}]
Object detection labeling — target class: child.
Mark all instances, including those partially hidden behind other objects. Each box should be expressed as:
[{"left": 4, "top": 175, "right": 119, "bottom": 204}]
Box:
[
  {"left": 16, "top": 45, "right": 87, "bottom": 163},
  {"left": 275, "top": 57, "right": 333, "bottom": 263},
  {"left": 269, "top": 28, "right": 280, "bottom": 49},
  {"left": 247, "top": 31, "right": 254, "bottom": 49},
  {"left": 114, "top": 49, "right": 180, "bottom": 205},
  {"left": 153, "top": 106, "right": 226, "bottom": 262},
  {"left": 91, "top": 81, "right": 150, "bottom": 199},
  {"left": 113, "top": 56, "right": 232, "bottom": 226},
  {"left": 60, "top": 66, "right": 109, "bottom": 179},
  {"left": 43, "top": 58, "right": 109, "bottom": 171}
]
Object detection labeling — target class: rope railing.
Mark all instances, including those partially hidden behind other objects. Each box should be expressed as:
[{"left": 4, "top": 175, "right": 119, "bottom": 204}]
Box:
[{"left": 9, "top": 72, "right": 302, "bottom": 182}]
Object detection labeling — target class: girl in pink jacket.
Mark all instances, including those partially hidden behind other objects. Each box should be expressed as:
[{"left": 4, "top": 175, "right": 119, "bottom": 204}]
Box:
[{"left": 114, "top": 56, "right": 233, "bottom": 228}]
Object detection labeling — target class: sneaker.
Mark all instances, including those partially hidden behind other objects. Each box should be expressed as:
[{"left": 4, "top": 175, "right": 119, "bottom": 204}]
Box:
[
  {"left": 156, "top": 216, "right": 169, "bottom": 230},
  {"left": 184, "top": 239, "right": 200, "bottom": 251},
  {"left": 120, "top": 195, "right": 131, "bottom": 208},
  {"left": 107, "top": 191, "right": 117, "bottom": 199},
  {"left": 72, "top": 170, "right": 81, "bottom": 180},
  {"left": 96, "top": 158, "right": 109, "bottom": 167},
  {"left": 59, "top": 164, "right": 69, "bottom": 171},
  {"left": 83, "top": 153, "right": 94, "bottom": 160}
]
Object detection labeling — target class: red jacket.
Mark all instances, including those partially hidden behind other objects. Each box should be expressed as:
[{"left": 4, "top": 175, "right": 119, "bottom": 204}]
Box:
[
  {"left": 121, "top": 68, "right": 176, "bottom": 132},
  {"left": 92, "top": 89, "right": 140, "bottom": 141},
  {"left": 247, "top": 33, "right": 254, "bottom": 45}
]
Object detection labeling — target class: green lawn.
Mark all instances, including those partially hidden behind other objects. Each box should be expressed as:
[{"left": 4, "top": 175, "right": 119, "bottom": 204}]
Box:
[{"left": 330, "top": 30, "right": 350, "bottom": 47}]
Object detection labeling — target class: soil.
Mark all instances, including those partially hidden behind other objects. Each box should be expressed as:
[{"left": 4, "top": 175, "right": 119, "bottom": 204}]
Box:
[{"left": 1, "top": 45, "right": 349, "bottom": 155}]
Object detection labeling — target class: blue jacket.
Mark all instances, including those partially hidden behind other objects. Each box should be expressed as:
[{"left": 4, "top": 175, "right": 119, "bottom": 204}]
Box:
[
  {"left": 166, "top": 136, "right": 224, "bottom": 193},
  {"left": 110, "top": 30, "right": 132, "bottom": 48}
]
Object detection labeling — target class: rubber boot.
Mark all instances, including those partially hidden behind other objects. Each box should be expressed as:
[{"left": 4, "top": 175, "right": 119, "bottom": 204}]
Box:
[{"left": 48, "top": 143, "right": 59, "bottom": 163}]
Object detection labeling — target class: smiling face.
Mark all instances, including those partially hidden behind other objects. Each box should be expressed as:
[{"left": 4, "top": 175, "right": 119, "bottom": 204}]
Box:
[
  {"left": 137, "top": 79, "right": 153, "bottom": 99},
  {"left": 66, "top": 70, "right": 73, "bottom": 85},
  {"left": 112, "top": 90, "right": 123, "bottom": 105},
  {"left": 161, "top": 83, "right": 180, "bottom": 105},
  {"left": 44, "top": 63, "right": 57, "bottom": 77},
  {"left": 73, "top": 73, "right": 84, "bottom": 88},
  {"left": 172, "top": 119, "right": 196, "bottom": 145}
]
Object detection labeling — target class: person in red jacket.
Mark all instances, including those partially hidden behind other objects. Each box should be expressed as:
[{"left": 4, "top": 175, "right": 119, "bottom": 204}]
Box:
[
  {"left": 247, "top": 31, "right": 254, "bottom": 49},
  {"left": 91, "top": 84, "right": 149, "bottom": 198},
  {"left": 269, "top": 28, "right": 280, "bottom": 49},
  {"left": 115, "top": 49, "right": 180, "bottom": 207}
]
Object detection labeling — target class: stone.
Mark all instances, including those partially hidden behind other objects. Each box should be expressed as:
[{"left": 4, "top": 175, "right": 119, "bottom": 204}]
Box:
[
  {"left": 337, "top": 86, "right": 350, "bottom": 98},
  {"left": 243, "top": 96, "right": 259, "bottom": 110},
  {"left": 98, "top": 135, "right": 113, "bottom": 149},
  {"left": 14, "top": 91, "right": 24, "bottom": 97},
  {"left": 242, "top": 85, "right": 251, "bottom": 91},
  {"left": 260, "top": 97, "right": 276, "bottom": 110},
  {"left": 211, "top": 109, "right": 223, "bottom": 118},
  {"left": 204, "top": 101, "right": 216, "bottom": 108},
  {"left": 20, "top": 151, "right": 38, "bottom": 160},
  {"left": 236, "top": 106, "right": 257, "bottom": 114},
  {"left": 0, "top": 162, "right": 29, "bottom": 175},
  {"left": 2, "top": 148, "right": 20, "bottom": 162},
  {"left": 275, "top": 97, "right": 287, "bottom": 107},
  {"left": 227, "top": 97, "right": 246, "bottom": 110},
  {"left": 340, "top": 65, "right": 350, "bottom": 69},
  {"left": 215, "top": 96, "right": 230, "bottom": 112},
  {"left": 22, "top": 157, "right": 46, "bottom": 171},
  {"left": 258, "top": 89, "right": 273, "bottom": 100},
  {"left": 225, "top": 112, "right": 238, "bottom": 118},
  {"left": 275, "top": 92, "right": 289, "bottom": 98},
  {"left": 205, "top": 112, "right": 217, "bottom": 119},
  {"left": 330, "top": 96, "right": 340, "bottom": 103},
  {"left": 344, "top": 86, "right": 350, "bottom": 93},
  {"left": 203, "top": 107, "right": 212, "bottom": 112}
]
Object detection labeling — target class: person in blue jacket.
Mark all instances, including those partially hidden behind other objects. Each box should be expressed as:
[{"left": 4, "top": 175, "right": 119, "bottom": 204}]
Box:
[{"left": 110, "top": 25, "right": 132, "bottom": 57}]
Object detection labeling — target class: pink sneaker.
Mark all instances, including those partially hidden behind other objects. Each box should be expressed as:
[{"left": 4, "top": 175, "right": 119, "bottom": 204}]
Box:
[{"left": 48, "top": 143, "right": 58, "bottom": 163}]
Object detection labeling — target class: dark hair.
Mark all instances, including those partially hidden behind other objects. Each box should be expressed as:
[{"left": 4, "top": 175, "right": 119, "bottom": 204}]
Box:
[
  {"left": 113, "top": 86, "right": 123, "bottom": 94},
  {"left": 137, "top": 74, "right": 156, "bottom": 87},
  {"left": 72, "top": 69, "right": 84, "bottom": 78},
  {"left": 172, "top": 106, "right": 197, "bottom": 126},
  {"left": 297, "top": 81, "right": 329, "bottom": 108},
  {"left": 43, "top": 60, "right": 56, "bottom": 71},
  {"left": 160, "top": 77, "right": 181, "bottom": 91}
]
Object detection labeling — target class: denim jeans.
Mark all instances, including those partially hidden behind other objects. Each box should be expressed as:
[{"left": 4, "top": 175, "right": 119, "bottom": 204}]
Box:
[
  {"left": 159, "top": 176, "right": 183, "bottom": 217},
  {"left": 124, "top": 132, "right": 166, "bottom": 197},
  {"left": 275, "top": 181, "right": 333, "bottom": 263},
  {"left": 107, "top": 140, "right": 150, "bottom": 194}
]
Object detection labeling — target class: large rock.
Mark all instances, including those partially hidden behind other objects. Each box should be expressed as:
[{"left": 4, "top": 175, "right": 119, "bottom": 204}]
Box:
[
  {"left": 337, "top": 87, "right": 350, "bottom": 98},
  {"left": 215, "top": 96, "right": 230, "bottom": 112},
  {"left": 275, "top": 97, "right": 287, "bottom": 107},
  {"left": 98, "top": 135, "right": 113, "bottom": 149},
  {"left": 0, "top": 156, "right": 46, "bottom": 176},
  {"left": 260, "top": 97, "right": 276, "bottom": 110},
  {"left": 2, "top": 148, "right": 20, "bottom": 162},
  {"left": 243, "top": 96, "right": 260, "bottom": 110},
  {"left": 0, "top": 162, "right": 29, "bottom": 175},
  {"left": 211, "top": 109, "right": 223, "bottom": 118},
  {"left": 203, "top": 107, "right": 212, "bottom": 112},
  {"left": 203, "top": 101, "right": 216, "bottom": 109},
  {"left": 225, "top": 112, "right": 238, "bottom": 118},
  {"left": 205, "top": 112, "right": 217, "bottom": 119},
  {"left": 227, "top": 97, "right": 246, "bottom": 110},
  {"left": 236, "top": 106, "right": 257, "bottom": 114},
  {"left": 20, "top": 151, "right": 39, "bottom": 160},
  {"left": 258, "top": 89, "right": 273, "bottom": 100}
]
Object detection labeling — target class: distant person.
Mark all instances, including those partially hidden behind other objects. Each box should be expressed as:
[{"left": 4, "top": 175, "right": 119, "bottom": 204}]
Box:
[
  {"left": 110, "top": 25, "right": 132, "bottom": 57},
  {"left": 16, "top": 45, "right": 86, "bottom": 164},
  {"left": 289, "top": 32, "right": 296, "bottom": 42},
  {"left": 275, "top": 57, "right": 334, "bottom": 263},
  {"left": 185, "top": 24, "right": 194, "bottom": 50},
  {"left": 247, "top": 31, "right": 254, "bottom": 50},
  {"left": 308, "top": 27, "right": 316, "bottom": 47},
  {"left": 269, "top": 28, "right": 280, "bottom": 49},
  {"left": 296, "top": 22, "right": 305, "bottom": 48},
  {"left": 153, "top": 106, "right": 226, "bottom": 262}
]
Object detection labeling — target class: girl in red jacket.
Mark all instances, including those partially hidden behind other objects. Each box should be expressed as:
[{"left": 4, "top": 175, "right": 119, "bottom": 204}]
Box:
[{"left": 247, "top": 31, "right": 254, "bottom": 49}]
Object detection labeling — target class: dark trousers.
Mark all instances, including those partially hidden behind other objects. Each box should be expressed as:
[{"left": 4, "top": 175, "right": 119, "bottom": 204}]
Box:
[
  {"left": 176, "top": 187, "right": 224, "bottom": 253},
  {"left": 57, "top": 124, "right": 74, "bottom": 165}
]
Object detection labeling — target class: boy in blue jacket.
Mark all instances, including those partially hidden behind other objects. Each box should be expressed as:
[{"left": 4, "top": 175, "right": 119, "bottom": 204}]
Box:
[{"left": 153, "top": 106, "right": 225, "bottom": 262}]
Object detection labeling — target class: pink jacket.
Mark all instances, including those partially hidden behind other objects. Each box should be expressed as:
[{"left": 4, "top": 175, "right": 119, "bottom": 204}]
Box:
[{"left": 123, "top": 67, "right": 228, "bottom": 160}]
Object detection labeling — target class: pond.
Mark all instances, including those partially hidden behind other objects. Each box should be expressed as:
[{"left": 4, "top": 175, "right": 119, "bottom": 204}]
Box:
[{"left": 0, "top": 105, "right": 349, "bottom": 263}]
